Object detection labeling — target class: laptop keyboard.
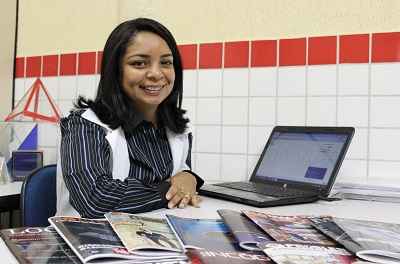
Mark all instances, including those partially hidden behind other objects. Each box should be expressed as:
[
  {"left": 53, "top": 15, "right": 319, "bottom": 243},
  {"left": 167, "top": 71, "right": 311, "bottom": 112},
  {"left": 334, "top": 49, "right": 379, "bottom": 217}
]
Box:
[{"left": 215, "top": 182, "right": 314, "bottom": 198}]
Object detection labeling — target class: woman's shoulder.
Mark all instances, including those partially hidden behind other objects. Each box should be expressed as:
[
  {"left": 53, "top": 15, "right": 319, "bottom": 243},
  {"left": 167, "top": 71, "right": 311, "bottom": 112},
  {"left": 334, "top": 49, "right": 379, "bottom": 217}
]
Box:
[{"left": 60, "top": 109, "right": 107, "bottom": 133}]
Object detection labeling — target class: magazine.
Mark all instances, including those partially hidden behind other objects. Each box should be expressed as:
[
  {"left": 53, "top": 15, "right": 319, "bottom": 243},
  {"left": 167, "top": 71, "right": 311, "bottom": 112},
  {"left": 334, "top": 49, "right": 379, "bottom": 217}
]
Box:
[
  {"left": 0, "top": 226, "right": 80, "bottom": 264},
  {"left": 165, "top": 214, "right": 272, "bottom": 263},
  {"left": 48, "top": 216, "right": 186, "bottom": 263},
  {"left": 260, "top": 242, "right": 356, "bottom": 264},
  {"left": 104, "top": 212, "right": 183, "bottom": 253},
  {"left": 217, "top": 209, "right": 272, "bottom": 251},
  {"left": 311, "top": 216, "right": 400, "bottom": 264},
  {"left": 243, "top": 210, "right": 336, "bottom": 246}
]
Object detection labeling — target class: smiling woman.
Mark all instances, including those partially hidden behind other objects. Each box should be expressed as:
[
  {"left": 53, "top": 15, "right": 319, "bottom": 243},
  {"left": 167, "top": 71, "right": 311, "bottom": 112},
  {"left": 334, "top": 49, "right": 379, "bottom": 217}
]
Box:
[
  {"left": 56, "top": 18, "right": 204, "bottom": 219},
  {"left": 121, "top": 31, "right": 175, "bottom": 123}
]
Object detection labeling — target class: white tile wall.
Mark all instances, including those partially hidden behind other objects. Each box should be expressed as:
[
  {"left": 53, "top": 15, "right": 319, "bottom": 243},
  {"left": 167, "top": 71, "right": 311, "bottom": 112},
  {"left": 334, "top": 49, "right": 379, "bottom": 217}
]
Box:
[
  {"left": 76, "top": 75, "right": 96, "bottom": 100},
  {"left": 306, "top": 97, "right": 336, "bottom": 126},
  {"left": 336, "top": 159, "right": 368, "bottom": 183},
  {"left": 196, "top": 125, "right": 221, "bottom": 153},
  {"left": 248, "top": 126, "right": 272, "bottom": 155},
  {"left": 247, "top": 155, "right": 260, "bottom": 179},
  {"left": 182, "top": 98, "right": 197, "bottom": 123},
  {"left": 222, "top": 98, "right": 248, "bottom": 125},
  {"left": 338, "top": 64, "right": 369, "bottom": 95},
  {"left": 41, "top": 77, "right": 59, "bottom": 101},
  {"left": 13, "top": 58, "right": 400, "bottom": 185},
  {"left": 221, "top": 154, "right": 248, "bottom": 181},
  {"left": 58, "top": 76, "right": 78, "bottom": 100},
  {"left": 182, "top": 69, "right": 198, "bottom": 97},
  {"left": 196, "top": 98, "right": 221, "bottom": 125},
  {"left": 370, "top": 97, "right": 400, "bottom": 127},
  {"left": 249, "top": 67, "right": 277, "bottom": 96},
  {"left": 278, "top": 67, "right": 306, "bottom": 96},
  {"left": 277, "top": 97, "right": 306, "bottom": 125},
  {"left": 337, "top": 97, "right": 369, "bottom": 127},
  {"left": 222, "top": 126, "right": 247, "bottom": 154},
  {"left": 198, "top": 69, "right": 222, "bottom": 96},
  {"left": 249, "top": 97, "right": 275, "bottom": 125},
  {"left": 196, "top": 153, "right": 221, "bottom": 182},
  {"left": 371, "top": 63, "right": 400, "bottom": 95},
  {"left": 369, "top": 129, "right": 400, "bottom": 160},
  {"left": 369, "top": 161, "right": 400, "bottom": 187},
  {"left": 346, "top": 128, "right": 368, "bottom": 160},
  {"left": 223, "top": 68, "right": 249, "bottom": 96},
  {"left": 14, "top": 78, "right": 25, "bottom": 103},
  {"left": 307, "top": 65, "right": 337, "bottom": 96}
]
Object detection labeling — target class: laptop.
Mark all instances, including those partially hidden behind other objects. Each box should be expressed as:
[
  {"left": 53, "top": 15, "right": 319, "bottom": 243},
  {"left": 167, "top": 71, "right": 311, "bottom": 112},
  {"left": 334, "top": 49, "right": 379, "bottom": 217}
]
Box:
[{"left": 199, "top": 126, "right": 355, "bottom": 207}]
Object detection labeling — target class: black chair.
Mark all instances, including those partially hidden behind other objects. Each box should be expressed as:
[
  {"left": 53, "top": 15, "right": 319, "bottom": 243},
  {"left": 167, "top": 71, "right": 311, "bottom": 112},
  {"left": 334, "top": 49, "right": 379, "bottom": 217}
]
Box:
[{"left": 20, "top": 164, "right": 57, "bottom": 227}]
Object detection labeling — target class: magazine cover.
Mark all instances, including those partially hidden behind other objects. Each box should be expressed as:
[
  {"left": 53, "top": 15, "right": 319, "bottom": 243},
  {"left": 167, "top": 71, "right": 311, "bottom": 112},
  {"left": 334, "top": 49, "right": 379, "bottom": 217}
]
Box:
[
  {"left": 260, "top": 242, "right": 356, "bottom": 264},
  {"left": 217, "top": 209, "right": 272, "bottom": 251},
  {"left": 309, "top": 217, "right": 362, "bottom": 254},
  {"left": 48, "top": 216, "right": 186, "bottom": 263},
  {"left": 165, "top": 214, "right": 272, "bottom": 263},
  {"left": 104, "top": 212, "right": 183, "bottom": 253},
  {"left": 0, "top": 226, "right": 80, "bottom": 264},
  {"left": 243, "top": 210, "right": 336, "bottom": 246},
  {"left": 333, "top": 217, "right": 400, "bottom": 264}
]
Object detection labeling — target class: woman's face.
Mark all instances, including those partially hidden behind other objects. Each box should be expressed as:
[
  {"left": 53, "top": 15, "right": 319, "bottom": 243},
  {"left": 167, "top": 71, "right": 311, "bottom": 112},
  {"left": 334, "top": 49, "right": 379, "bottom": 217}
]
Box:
[{"left": 121, "top": 31, "right": 175, "bottom": 115}]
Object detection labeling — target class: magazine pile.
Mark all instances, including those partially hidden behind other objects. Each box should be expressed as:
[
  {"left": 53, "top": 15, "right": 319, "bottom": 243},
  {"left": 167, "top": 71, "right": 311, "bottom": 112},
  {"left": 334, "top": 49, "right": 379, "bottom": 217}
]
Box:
[
  {"left": 310, "top": 216, "right": 400, "bottom": 264},
  {"left": 1, "top": 210, "right": 400, "bottom": 264},
  {"left": 1, "top": 214, "right": 187, "bottom": 264}
]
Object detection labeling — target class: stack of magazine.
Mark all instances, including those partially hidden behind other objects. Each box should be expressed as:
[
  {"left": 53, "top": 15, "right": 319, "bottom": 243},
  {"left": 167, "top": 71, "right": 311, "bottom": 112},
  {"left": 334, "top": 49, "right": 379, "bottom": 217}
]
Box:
[
  {"left": 310, "top": 216, "right": 400, "bottom": 264},
  {"left": 1, "top": 210, "right": 400, "bottom": 264},
  {"left": 1, "top": 214, "right": 187, "bottom": 264}
]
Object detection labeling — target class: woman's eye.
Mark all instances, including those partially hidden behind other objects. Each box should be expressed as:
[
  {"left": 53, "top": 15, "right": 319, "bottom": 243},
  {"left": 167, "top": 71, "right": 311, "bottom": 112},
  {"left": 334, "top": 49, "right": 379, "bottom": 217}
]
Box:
[
  {"left": 161, "top": 60, "right": 173, "bottom": 66},
  {"left": 130, "top": 61, "right": 146, "bottom": 67}
]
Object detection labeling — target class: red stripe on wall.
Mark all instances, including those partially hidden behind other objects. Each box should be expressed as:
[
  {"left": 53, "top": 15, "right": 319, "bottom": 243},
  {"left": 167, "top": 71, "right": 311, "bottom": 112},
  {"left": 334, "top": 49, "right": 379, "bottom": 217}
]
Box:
[
  {"left": 279, "top": 38, "right": 306, "bottom": 66},
  {"left": 199, "top": 43, "right": 223, "bottom": 69},
  {"left": 42, "top": 55, "right": 59, "bottom": 76},
  {"left": 60, "top": 53, "right": 77, "bottom": 76},
  {"left": 372, "top": 32, "right": 400, "bottom": 62},
  {"left": 78, "top": 52, "right": 96, "bottom": 75},
  {"left": 224, "top": 41, "right": 249, "bottom": 68},
  {"left": 308, "top": 36, "right": 337, "bottom": 65},
  {"left": 339, "top": 34, "right": 369, "bottom": 63},
  {"left": 251, "top": 40, "right": 277, "bottom": 67},
  {"left": 15, "top": 57, "right": 25, "bottom": 78},
  {"left": 178, "top": 44, "right": 197, "bottom": 69},
  {"left": 26, "top": 56, "right": 41, "bottom": 77}
]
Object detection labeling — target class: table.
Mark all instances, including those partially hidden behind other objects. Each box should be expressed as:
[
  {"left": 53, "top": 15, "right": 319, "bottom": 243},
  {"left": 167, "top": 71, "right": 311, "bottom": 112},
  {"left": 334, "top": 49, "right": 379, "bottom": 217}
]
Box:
[
  {"left": 1, "top": 196, "right": 400, "bottom": 263},
  {"left": 0, "top": 182, "right": 22, "bottom": 227}
]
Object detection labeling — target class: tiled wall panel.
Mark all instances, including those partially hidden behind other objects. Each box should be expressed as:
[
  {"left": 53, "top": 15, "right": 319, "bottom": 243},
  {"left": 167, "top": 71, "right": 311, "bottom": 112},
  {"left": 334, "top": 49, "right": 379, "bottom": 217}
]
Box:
[{"left": 14, "top": 31, "right": 400, "bottom": 186}]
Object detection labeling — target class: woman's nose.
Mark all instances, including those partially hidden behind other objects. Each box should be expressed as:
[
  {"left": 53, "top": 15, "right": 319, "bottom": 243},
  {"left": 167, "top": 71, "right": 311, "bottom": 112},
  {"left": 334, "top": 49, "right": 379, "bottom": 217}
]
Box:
[{"left": 146, "top": 64, "right": 163, "bottom": 80}]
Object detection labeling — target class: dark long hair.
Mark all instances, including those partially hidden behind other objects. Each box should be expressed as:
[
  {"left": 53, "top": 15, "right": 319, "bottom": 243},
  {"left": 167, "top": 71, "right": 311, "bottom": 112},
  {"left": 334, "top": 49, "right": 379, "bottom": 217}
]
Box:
[{"left": 75, "top": 18, "right": 188, "bottom": 133}]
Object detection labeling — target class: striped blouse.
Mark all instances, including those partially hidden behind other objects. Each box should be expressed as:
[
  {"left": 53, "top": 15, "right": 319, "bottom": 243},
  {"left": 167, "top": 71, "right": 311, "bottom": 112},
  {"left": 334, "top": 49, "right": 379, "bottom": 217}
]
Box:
[{"left": 60, "top": 110, "right": 201, "bottom": 218}]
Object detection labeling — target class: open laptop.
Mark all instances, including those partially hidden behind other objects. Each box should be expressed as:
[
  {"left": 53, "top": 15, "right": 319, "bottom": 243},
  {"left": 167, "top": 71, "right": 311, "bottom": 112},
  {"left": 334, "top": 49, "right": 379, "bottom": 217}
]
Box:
[{"left": 199, "top": 126, "right": 354, "bottom": 207}]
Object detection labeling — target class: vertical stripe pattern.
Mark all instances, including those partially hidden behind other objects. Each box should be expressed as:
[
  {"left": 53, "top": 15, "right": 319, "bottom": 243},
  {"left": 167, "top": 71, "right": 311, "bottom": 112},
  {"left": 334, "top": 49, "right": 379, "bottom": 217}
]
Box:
[{"left": 60, "top": 112, "right": 187, "bottom": 218}]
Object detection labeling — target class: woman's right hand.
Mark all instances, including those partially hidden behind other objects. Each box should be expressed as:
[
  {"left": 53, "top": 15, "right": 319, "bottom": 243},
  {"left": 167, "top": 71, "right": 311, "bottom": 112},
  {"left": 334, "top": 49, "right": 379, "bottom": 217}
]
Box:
[{"left": 165, "top": 171, "right": 201, "bottom": 209}]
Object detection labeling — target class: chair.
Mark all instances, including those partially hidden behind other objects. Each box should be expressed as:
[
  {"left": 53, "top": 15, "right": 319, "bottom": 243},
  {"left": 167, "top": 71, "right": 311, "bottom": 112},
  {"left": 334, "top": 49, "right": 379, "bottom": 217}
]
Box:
[{"left": 20, "top": 164, "right": 57, "bottom": 227}]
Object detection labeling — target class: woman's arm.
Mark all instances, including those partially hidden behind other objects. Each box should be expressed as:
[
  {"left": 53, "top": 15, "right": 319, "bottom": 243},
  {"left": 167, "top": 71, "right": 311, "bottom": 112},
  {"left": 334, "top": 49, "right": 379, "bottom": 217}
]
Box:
[
  {"left": 60, "top": 115, "right": 169, "bottom": 218},
  {"left": 166, "top": 132, "right": 204, "bottom": 208}
]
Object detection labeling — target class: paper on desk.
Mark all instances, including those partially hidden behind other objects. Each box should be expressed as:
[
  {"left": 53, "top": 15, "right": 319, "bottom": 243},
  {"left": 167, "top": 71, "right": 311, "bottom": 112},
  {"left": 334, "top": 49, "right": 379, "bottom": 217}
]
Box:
[{"left": 330, "top": 183, "right": 400, "bottom": 203}]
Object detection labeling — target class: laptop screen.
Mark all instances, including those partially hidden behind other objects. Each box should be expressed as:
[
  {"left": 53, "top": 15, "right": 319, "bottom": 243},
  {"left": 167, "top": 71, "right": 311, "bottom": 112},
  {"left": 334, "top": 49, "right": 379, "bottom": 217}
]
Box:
[{"left": 253, "top": 131, "right": 350, "bottom": 187}]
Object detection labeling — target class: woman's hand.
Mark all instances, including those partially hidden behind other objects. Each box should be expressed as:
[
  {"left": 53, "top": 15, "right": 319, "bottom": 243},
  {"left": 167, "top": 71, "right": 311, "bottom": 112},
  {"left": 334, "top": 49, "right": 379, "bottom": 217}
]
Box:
[{"left": 165, "top": 171, "right": 202, "bottom": 209}]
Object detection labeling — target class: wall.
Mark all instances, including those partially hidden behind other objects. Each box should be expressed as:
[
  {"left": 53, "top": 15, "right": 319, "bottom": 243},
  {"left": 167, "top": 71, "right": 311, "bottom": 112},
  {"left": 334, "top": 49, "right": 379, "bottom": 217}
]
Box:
[
  {"left": 0, "top": 0, "right": 17, "bottom": 120},
  {"left": 12, "top": 0, "right": 400, "bottom": 186}
]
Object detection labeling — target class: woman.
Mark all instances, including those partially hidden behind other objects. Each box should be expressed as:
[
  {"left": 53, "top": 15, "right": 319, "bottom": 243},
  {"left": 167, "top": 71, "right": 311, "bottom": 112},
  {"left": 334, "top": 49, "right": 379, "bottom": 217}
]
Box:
[{"left": 57, "top": 18, "right": 203, "bottom": 218}]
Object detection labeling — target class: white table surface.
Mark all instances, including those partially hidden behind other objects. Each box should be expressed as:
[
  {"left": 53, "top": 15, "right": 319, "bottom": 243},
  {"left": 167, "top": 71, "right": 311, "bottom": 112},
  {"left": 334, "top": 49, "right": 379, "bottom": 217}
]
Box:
[
  {"left": 0, "top": 182, "right": 22, "bottom": 197},
  {"left": 2, "top": 196, "right": 400, "bottom": 263}
]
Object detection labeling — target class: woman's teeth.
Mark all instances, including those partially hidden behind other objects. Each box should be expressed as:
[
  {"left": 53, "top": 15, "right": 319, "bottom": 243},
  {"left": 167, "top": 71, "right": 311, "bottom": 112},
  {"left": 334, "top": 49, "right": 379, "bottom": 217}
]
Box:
[{"left": 143, "top": 86, "right": 162, "bottom": 91}]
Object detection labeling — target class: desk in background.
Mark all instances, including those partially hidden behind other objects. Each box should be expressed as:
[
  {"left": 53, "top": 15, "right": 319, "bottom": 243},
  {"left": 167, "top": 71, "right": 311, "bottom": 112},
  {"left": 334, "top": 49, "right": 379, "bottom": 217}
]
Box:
[
  {"left": 1, "top": 195, "right": 400, "bottom": 263},
  {"left": 0, "top": 182, "right": 22, "bottom": 228}
]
